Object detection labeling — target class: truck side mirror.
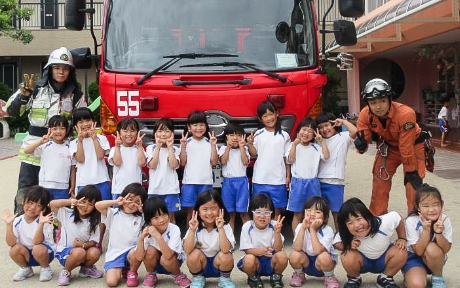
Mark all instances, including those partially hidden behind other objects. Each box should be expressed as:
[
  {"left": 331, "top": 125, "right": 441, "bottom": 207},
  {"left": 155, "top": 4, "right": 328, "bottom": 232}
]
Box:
[
  {"left": 328, "top": 53, "right": 354, "bottom": 70},
  {"left": 70, "top": 47, "right": 93, "bottom": 69},
  {"left": 65, "top": 0, "right": 86, "bottom": 31},
  {"left": 333, "top": 20, "right": 357, "bottom": 46},
  {"left": 338, "top": 0, "right": 365, "bottom": 18}
]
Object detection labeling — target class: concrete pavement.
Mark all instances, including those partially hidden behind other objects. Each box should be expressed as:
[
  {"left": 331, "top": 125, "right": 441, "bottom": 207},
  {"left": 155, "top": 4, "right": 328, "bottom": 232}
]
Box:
[{"left": 0, "top": 138, "right": 459, "bottom": 287}]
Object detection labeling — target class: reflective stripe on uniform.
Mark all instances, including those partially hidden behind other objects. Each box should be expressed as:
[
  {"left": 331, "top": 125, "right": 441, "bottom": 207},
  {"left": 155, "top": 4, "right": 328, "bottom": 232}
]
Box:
[
  {"left": 29, "top": 108, "right": 48, "bottom": 119},
  {"left": 18, "top": 148, "right": 41, "bottom": 165}
]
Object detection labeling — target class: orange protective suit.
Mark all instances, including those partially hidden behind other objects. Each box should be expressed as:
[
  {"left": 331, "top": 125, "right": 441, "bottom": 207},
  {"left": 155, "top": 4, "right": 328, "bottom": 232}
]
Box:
[{"left": 357, "top": 101, "right": 425, "bottom": 215}]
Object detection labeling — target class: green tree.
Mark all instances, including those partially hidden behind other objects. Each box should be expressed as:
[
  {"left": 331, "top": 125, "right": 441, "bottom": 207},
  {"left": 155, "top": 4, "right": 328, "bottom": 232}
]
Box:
[
  {"left": 0, "top": 81, "right": 29, "bottom": 135},
  {"left": 1, "top": 0, "right": 34, "bottom": 44},
  {"left": 88, "top": 81, "right": 100, "bottom": 125},
  {"left": 322, "top": 62, "right": 343, "bottom": 116}
]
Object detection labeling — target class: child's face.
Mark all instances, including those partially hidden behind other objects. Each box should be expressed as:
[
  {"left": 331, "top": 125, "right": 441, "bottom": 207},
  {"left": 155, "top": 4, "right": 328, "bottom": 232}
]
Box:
[
  {"left": 306, "top": 206, "right": 324, "bottom": 225},
  {"left": 226, "top": 132, "right": 242, "bottom": 148},
  {"left": 154, "top": 125, "right": 173, "bottom": 146},
  {"left": 119, "top": 126, "right": 138, "bottom": 146},
  {"left": 260, "top": 109, "right": 278, "bottom": 131},
  {"left": 345, "top": 213, "right": 370, "bottom": 237},
  {"left": 76, "top": 199, "right": 95, "bottom": 218},
  {"left": 317, "top": 121, "right": 336, "bottom": 138},
  {"left": 76, "top": 119, "right": 94, "bottom": 135},
  {"left": 418, "top": 195, "right": 443, "bottom": 222},
  {"left": 198, "top": 199, "right": 220, "bottom": 226},
  {"left": 22, "top": 199, "right": 44, "bottom": 220},
  {"left": 50, "top": 125, "right": 67, "bottom": 143},
  {"left": 297, "top": 126, "right": 315, "bottom": 144},
  {"left": 188, "top": 123, "right": 207, "bottom": 139},
  {"left": 150, "top": 212, "right": 169, "bottom": 232},
  {"left": 122, "top": 194, "right": 143, "bottom": 214},
  {"left": 252, "top": 206, "right": 273, "bottom": 229}
]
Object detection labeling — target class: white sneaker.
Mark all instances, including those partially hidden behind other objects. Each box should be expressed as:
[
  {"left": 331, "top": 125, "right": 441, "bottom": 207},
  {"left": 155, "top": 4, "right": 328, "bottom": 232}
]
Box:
[
  {"left": 13, "top": 267, "right": 34, "bottom": 281},
  {"left": 39, "top": 266, "right": 53, "bottom": 282}
]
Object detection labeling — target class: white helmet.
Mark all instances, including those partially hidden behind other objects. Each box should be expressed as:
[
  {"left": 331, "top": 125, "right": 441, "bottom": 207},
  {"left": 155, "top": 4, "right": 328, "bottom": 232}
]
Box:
[{"left": 44, "top": 47, "right": 74, "bottom": 68}]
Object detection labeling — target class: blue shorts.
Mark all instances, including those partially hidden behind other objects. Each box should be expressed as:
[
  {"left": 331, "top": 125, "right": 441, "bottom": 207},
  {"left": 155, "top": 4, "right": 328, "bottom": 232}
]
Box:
[
  {"left": 27, "top": 246, "right": 54, "bottom": 266},
  {"left": 180, "top": 184, "right": 213, "bottom": 208},
  {"left": 148, "top": 194, "right": 181, "bottom": 212},
  {"left": 78, "top": 181, "right": 111, "bottom": 200},
  {"left": 56, "top": 247, "right": 74, "bottom": 267},
  {"left": 438, "top": 119, "right": 448, "bottom": 133},
  {"left": 222, "top": 176, "right": 249, "bottom": 213},
  {"left": 104, "top": 250, "right": 130, "bottom": 271},
  {"left": 401, "top": 252, "right": 433, "bottom": 274},
  {"left": 287, "top": 177, "right": 321, "bottom": 212},
  {"left": 156, "top": 258, "right": 184, "bottom": 275},
  {"left": 202, "top": 256, "right": 220, "bottom": 278},
  {"left": 359, "top": 246, "right": 390, "bottom": 274},
  {"left": 237, "top": 255, "right": 273, "bottom": 277},
  {"left": 252, "top": 184, "right": 287, "bottom": 209},
  {"left": 301, "top": 253, "right": 337, "bottom": 277},
  {"left": 47, "top": 188, "right": 70, "bottom": 200},
  {"left": 319, "top": 182, "right": 344, "bottom": 213}
]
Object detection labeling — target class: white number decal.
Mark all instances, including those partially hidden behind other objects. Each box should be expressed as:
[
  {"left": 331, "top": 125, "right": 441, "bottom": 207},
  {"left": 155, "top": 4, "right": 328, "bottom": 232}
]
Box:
[{"left": 117, "top": 91, "right": 140, "bottom": 116}]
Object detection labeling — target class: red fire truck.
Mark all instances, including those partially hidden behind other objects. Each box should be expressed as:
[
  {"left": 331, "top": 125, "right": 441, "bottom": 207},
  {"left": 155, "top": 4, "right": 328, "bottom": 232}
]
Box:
[{"left": 65, "top": 0, "right": 362, "bottom": 184}]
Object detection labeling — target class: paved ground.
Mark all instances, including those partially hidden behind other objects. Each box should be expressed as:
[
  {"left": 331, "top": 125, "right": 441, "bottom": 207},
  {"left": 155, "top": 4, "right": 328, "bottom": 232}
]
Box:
[{"left": 0, "top": 137, "right": 459, "bottom": 287}]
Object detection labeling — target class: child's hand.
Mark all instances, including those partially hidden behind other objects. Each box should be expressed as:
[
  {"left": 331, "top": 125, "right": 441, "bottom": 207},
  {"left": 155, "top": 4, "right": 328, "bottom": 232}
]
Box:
[
  {"left": 433, "top": 214, "right": 448, "bottom": 235},
  {"left": 115, "top": 194, "right": 132, "bottom": 206},
  {"left": 418, "top": 214, "right": 432, "bottom": 231},
  {"left": 247, "top": 132, "right": 255, "bottom": 145},
  {"left": 262, "top": 246, "right": 275, "bottom": 257},
  {"left": 166, "top": 133, "right": 174, "bottom": 148},
  {"left": 226, "top": 135, "right": 232, "bottom": 147},
  {"left": 39, "top": 211, "right": 54, "bottom": 225},
  {"left": 239, "top": 134, "right": 247, "bottom": 148},
  {"left": 394, "top": 238, "right": 407, "bottom": 250},
  {"left": 180, "top": 131, "right": 188, "bottom": 148},
  {"left": 136, "top": 132, "right": 145, "bottom": 147},
  {"left": 216, "top": 209, "right": 225, "bottom": 230},
  {"left": 330, "top": 119, "right": 341, "bottom": 127},
  {"left": 155, "top": 136, "right": 164, "bottom": 147},
  {"left": 274, "top": 215, "right": 285, "bottom": 233},
  {"left": 115, "top": 131, "right": 122, "bottom": 147},
  {"left": 189, "top": 210, "right": 198, "bottom": 231},
  {"left": 73, "top": 238, "right": 84, "bottom": 248},
  {"left": 141, "top": 226, "right": 150, "bottom": 238},
  {"left": 88, "top": 122, "right": 97, "bottom": 139},
  {"left": 310, "top": 218, "right": 323, "bottom": 232},
  {"left": 301, "top": 209, "right": 311, "bottom": 230},
  {"left": 148, "top": 225, "right": 161, "bottom": 238},
  {"left": 351, "top": 238, "right": 361, "bottom": 250},
  {"left": 42, "top": 129, "right": 52, "bottom": 144},
  {"left": 75, "top": 125, "right": 86, "bottom": 140},
  {"left": 70, "top": 197, "right": 86, "bottom": 209},
  {"left": 1, "top": 209, "right": 18, "bottom": 225},
  {"left": 293, "top": 133, "right": 301, "bottom": 145},
  {"left": 208, "top": 131, "right": 217, "bottom": 146},
  {"left": 314, "top": 128, "right": 324, "bottom": 143}
]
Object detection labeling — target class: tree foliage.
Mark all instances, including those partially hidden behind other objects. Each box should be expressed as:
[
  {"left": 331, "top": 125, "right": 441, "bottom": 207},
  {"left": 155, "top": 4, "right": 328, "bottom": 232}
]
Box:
[
  {"left": 0, "top": 0, "right": 34, "bottom": 44},
  {"left": 322, "top": 62, "right": 343, "bottom": 117}
]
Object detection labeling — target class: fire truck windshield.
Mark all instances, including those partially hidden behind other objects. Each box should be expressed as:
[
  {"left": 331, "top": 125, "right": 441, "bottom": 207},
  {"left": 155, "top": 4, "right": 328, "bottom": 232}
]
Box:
[{"left": 104, "top": 0, "right": 317, "bottom": 72}]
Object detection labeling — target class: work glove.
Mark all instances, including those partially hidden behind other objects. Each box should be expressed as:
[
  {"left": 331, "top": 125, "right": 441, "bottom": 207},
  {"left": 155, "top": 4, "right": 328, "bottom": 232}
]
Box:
[
  {"left": 354, "top": 130, "right": 368, "bottom": 154},
  {"left": 19, "top": 74, "right": 35, "bottom": 97},
  {"left": 404, "top": 171, "right": 423, "bottom": 190}
]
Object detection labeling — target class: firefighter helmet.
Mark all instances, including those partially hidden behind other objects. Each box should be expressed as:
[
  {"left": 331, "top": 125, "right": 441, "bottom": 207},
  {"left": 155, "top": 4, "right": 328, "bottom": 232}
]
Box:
[
  {"left": 361, "top": 78, "right": 393, "bottom": 101},
  {"left": 44, "top": 47, "right": 74, "bottom": 69}
]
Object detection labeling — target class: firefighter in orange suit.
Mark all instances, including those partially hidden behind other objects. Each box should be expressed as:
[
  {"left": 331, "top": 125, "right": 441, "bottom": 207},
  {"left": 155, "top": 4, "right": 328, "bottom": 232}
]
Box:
[{"left": 354, "top": 78, "right": 426, "bottom": 216}]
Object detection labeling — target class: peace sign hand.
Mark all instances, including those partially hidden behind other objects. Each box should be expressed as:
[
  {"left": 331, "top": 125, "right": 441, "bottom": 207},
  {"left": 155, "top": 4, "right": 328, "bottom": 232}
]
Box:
[
  {"left": 274, "top": 215, "right": 285, "bottom": 233},
  {"left": 239, "top": 134, "right": 247, "bottom": 148},
  {"left": 433, "top": 214, "right": 448, "bottom": 235},
  {"left": 301, "top": 209, "right": 311, "bottom": 230},
  {"left": 88, "top": 122, "right": 97, "bottom": 139},
  {"left": 418, "top": 213, "right": 432, "bottom": 231},
  {"left": 247, "top": 132, "right": 255, "bottom": 145},
  {"left": 75, "top": 125, "right": 86, "bottom": 141},
  {"left": 208, "top": 131, "right": 217, "bottom": 146},
  {"left": 180, "top": 132, "right": 188, "bottom": 149},
  {"left": 115, "top": 131, "right": 122, "bottom": 147},
  {"left": 42, "top": 128, "right": 52, "bottom": 144},
  {"left": 189, "top": 210, "right": 199, "bottom": 231},
  {"left": 314, "top": 128, "right": 324, "bottom": 143},
  {"left": 216, "top": 209, "right": 225, "bottom": 230},
  {"left": 166, "top": 133, "right": 174, "bottom": 148},
  {"left": 136, "top": 132, "right": 145, "bottom": 147}
]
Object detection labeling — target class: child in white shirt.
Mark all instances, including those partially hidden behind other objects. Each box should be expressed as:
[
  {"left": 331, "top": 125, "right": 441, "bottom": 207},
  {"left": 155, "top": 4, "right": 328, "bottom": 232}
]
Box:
[
  {"left": 109, "top": 117, "right": 146, "bottom": 199},
  {"left": 1, "top": 186, "right": 54, "bottom": 282}
]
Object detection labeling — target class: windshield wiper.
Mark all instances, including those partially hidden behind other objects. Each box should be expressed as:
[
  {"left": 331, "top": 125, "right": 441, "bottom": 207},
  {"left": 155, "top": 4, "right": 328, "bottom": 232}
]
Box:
[
  {"left": 179, "top": 61, "right": 287, "bottom": 83},
  {"left": 136, "top": 53, "right": 238, "bottom": 85}
]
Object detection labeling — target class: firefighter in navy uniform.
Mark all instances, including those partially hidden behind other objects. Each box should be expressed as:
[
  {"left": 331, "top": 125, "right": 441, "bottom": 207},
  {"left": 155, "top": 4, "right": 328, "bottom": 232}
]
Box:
[
  {"left": 6, "top": 47, "right": 86, "bottom": 214},
  {"left": 354, "top": 78, "right": 426, "bottom": 216}
]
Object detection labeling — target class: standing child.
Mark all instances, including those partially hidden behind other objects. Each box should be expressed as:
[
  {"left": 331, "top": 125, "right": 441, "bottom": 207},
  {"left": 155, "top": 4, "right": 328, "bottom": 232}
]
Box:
[
  {"left": 183, "top": 189, "right": 236, "bottom": 288},
  {"left": 180, "top": 111, "right": 218, "bottom": 224},
  {"left": 289, "top": 196, "right": 339, "bottom": 288},
  {"left": 334, "top": 197, "right": 407, "bottom": 288},
  {"left": 1, "top": 186, "right": 54, "bottom": 282},
  {"left": 95, "top": 183, "right": 147, "bottom": 287},
  {"left": 146, "top": 118, "right": 181, "bottom": 223},
  {"left": 247, "top": 101, "right": 291, "bottom": 218},
  {"left": 132, "top": 196, "right": 191, "bottom": 288},
  {"left": 50, "top": 184, "right": 103, "bottom": 286},
  {"left": 437, "top": 97, "right": 450, "bottom": 147},
  {"left": 286, "top": 117, "right": 329, "bottom": 233},
  {"left": 402, "top": 185, "right": 452, "bottom": 288},
  {"left": 69, "top": 107, "right": 110, "bottom": 200},
  {"left": 218, "top": 123, "right": 250, "bottom": 230},
  {"left": 109, "top": 117, "right": 146, "bottom": 199},
  {"left": 238, "top": 193, "right": 288, "bottom": 288},
  {"left": 315, "top": 113, "right": 357, "bottom": 230}
]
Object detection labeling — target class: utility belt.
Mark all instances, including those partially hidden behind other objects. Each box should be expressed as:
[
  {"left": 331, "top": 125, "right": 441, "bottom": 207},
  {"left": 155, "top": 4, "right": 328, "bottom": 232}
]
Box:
[
  {"left": 29, "top": 126, "right": 48, "bottom": 137},
  {"left": 415, "top": 130, "right": 431, "bottom": 145}
]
